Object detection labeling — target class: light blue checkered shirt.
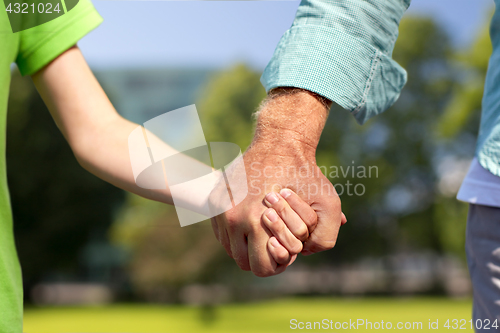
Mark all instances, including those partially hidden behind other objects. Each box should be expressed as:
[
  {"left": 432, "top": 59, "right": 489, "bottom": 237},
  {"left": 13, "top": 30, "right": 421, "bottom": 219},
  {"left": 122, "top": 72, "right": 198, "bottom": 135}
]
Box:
[{"left": 261, "top": 0, "right": 500, "bottom": 178}]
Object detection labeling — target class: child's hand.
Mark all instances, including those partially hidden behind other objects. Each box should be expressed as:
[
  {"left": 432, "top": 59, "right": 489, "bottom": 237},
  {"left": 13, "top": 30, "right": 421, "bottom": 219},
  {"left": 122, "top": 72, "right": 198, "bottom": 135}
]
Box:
[
  {"left": 263, "top": 188, "right": 347, "bottom": 266},
  {"left": 262, "top": 189, "right": 317, "bottom": 265}
]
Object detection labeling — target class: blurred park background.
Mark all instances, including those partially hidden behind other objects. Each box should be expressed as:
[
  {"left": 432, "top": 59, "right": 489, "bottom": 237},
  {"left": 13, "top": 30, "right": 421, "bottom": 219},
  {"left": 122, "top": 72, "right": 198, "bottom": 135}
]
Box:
[{"left": 7, "top": 0, "right": 494, "bottom": 331}]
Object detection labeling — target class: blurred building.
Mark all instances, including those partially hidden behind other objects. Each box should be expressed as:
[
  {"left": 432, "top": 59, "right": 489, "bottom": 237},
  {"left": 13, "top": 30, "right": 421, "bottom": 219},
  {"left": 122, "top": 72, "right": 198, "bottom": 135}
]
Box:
[{"left": 94, "top": 68, "right": 213, "bottom": 124}]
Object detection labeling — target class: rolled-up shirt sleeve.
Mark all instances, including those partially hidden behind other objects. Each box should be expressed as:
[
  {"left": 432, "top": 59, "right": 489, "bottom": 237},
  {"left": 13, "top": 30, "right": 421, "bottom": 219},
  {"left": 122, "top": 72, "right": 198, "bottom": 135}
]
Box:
[{"left": 261, "top": 0, "right": 411, "bottom": 125}]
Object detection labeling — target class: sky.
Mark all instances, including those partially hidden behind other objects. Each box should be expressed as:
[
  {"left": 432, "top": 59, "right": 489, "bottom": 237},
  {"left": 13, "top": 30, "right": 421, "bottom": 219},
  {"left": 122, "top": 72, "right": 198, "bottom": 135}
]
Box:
[{"left": 79, "top": 0, "right": 494, "bottom": 70}]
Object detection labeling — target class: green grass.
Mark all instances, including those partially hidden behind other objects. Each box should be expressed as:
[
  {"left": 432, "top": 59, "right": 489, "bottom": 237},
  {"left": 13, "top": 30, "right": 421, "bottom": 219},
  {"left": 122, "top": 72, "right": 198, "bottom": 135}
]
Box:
[{"left": 24, "top": 297, "right": 474, "bottom": 333}]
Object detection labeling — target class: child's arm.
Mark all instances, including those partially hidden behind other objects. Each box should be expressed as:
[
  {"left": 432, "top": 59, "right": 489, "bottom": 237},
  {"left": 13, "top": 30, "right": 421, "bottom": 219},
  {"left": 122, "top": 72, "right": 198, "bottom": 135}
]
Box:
[
  {"left": 32, "top": 46, "right": 179, "bottom": 206},
  {"left": 264, "top": 189, "right": 347, "bottom": 265}
]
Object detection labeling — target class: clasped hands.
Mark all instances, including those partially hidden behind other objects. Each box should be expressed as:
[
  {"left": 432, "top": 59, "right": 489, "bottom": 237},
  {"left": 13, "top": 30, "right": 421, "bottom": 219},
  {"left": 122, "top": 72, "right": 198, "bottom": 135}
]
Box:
[
  {"left": 210, "top": 145, "right": 346, "bottom": 277},
  {"left": 210, "top": 88, "right": 347, "bottom": 277}
]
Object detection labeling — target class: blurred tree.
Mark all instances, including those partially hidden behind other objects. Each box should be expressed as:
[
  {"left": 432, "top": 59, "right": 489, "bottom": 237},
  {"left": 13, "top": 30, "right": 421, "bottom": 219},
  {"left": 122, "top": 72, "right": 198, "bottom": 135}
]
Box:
[
  {"left": 109, "top": 195, "right": 230, "bottom": 302},
  {"left": 198, "top": 64, "right": 267, "bottom": 150},
  {"left": 430, "top": 14, "right": 492, "bottom": 259},
  {"left": 437, "top": 18, "right": 492, "bottom": 138},
  {"left": 7, "top": 69, "right": 125, "bottom": 299}
]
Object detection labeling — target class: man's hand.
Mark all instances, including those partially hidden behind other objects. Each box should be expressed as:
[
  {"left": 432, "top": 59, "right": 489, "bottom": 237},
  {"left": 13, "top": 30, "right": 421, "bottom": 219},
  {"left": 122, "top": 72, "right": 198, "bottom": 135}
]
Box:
[{"left": 211, "top": 88, "right": 345, "bottom": 277}]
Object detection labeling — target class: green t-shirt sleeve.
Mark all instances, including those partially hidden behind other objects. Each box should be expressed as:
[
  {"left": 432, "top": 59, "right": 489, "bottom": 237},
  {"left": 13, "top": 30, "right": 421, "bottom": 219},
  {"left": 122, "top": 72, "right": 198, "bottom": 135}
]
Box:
[{"left": 15, "top": 0, "right": 102, "bottom": 76}]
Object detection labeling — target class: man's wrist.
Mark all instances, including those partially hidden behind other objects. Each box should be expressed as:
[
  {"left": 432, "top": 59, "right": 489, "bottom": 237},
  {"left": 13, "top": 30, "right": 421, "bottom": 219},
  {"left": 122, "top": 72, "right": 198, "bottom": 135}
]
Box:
[
  {"left": 252, "top": 87, "right": 330, "bottom": 159},
  {"left": 267, "top": 87, "right": 332, "bottom": 109}
]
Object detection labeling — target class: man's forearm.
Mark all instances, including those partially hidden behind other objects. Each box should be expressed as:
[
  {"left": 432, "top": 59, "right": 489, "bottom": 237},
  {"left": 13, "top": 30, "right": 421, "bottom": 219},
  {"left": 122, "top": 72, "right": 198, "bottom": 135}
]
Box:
[{"left": 253, "top": 88, "right": 330, "bottom": 160}]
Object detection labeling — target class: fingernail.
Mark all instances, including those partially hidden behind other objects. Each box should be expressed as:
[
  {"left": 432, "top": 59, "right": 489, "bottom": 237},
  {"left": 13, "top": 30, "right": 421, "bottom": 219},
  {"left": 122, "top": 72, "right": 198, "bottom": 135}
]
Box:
[
  {"left": 280, "top": 188, "right": 291, "bottom": 199},
  {"left": 270, "top": 237, "right": 280, "bottom": 248},
  {"left": 266, "top": 192, "right": 279, "bottom": 204},
  {"left": 266, "top": 209, "right": 279, "bottom": 222}
]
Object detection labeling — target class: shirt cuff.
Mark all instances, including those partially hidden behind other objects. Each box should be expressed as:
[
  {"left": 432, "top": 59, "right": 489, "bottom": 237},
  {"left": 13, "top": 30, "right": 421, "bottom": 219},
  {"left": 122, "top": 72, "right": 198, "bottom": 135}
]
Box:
[
  {"left": 16, "top": 7, "right": 102, "bottom": 76},
  {"left": 261, "top": 24, "right": 407, "bottom": 125}
]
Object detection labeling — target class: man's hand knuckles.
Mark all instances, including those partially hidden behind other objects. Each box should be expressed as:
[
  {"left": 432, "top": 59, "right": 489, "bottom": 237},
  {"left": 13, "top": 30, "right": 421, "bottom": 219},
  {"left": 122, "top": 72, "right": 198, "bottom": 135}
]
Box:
[
  {"left": 235, "top": 258, "right": 251, "bottom": 271},
  {"left": 248, "top": 219, "right": 266, "bottom": 234},
  {"left": 274, "top": 249, "right": 289, "bottom": 264},
  {"left": 225, "top": 215, "right": 254, "bottom": 234},
  {"left": 225, "top": 219, "right": 240, "bottom": 233},
  {"left": 253, "top": 266, "right": 278, "bottom": 278},
  {"left": 224, "top": 248, "right": 234, "bottom": 258},
  {"left": 306, "top": 238, "right": 337, "bottom": 253}
]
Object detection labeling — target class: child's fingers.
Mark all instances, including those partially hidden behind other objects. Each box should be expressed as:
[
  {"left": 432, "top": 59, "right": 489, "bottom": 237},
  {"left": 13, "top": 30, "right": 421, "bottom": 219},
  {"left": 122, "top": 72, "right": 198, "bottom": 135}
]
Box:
[
  {"left": 267, "top": 236, "right": 291, "bottom": 266},
  {"left": 263, "top": 208, "right": 304, "bottom": 254},
  {"left": 279, "top": 188, "right": 318, "bottom": 233},
  {"left": 274, "top": 189, "right": 346, "bottom": 229},
  {"left": 264, "top": 192, "right": 310, "bottom": 241}
]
